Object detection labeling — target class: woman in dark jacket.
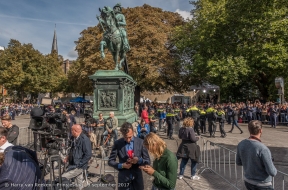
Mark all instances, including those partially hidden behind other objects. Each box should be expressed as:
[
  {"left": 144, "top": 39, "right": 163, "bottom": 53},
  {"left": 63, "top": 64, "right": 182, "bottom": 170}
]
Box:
[{"left": 176, "top": 117, "right": 200, "bottom": 180}]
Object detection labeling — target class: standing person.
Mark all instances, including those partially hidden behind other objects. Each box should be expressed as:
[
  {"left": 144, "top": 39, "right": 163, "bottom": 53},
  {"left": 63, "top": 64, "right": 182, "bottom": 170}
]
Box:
[
  {"left": 108, "top": 122, "right": 150, "bottom": 190},
  {"left": 149, "top": 110, "right": 157, "bottom": 133},
  {"left": 228, "top": 107, "right": 243, "bottom": 134},
  {"left": 1, "top": 115, "right": 19, "bottom": 145},
  {"left": 236, "top": 120, "right": 277, "bottom": 190},
  {"left": 141, "top": 106, "right": 149, "bottom": 124},
  {"left": 95, "top": 113, "right": 105, "bottom": 149},
  {"left": 206, "top": 105, "right": 217, "bottom": 138},
  {"left": 269, "top": 104, "right": 277, "bottom": 128},
  {"left": 176, "top": 118, "right": 200, "bottom": 180},
  {"left": 157, "top": 105, "right": 164, "bottom": 130},
  {"left": 166, "top": 109, "right": 177, "bottom": 140},
  {"left": 189, "top": 104, "right": 201, "bottom": 135},
  {"left": 134, "top": 102, "right": 140, "bottom": 117},
  {"left": 199, "top": 107, "right": 206, "bottom": 134},
  {"left": 140, "top": 133, "right": 177, "bottom": 190},
  {"left": 217, "top": 107, "right": 227, "bottom": 138},
  {"left": 247, "top": 104, "right": 253, "bottom": 123}
]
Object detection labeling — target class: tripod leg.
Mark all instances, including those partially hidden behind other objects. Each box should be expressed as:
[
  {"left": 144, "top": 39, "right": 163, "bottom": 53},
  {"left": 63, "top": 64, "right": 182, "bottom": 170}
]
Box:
[
  {"left": 58, "top": 156, "right": 63, "bottom": 190},
  {"left": 41, "top": 155, "right": 48, "bottom": 182}
]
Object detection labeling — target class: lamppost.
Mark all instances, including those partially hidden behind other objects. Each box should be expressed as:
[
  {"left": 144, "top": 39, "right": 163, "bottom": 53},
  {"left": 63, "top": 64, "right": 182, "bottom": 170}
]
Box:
[{"left": 13, "top": 90, "right": 17, "bottom": 103}]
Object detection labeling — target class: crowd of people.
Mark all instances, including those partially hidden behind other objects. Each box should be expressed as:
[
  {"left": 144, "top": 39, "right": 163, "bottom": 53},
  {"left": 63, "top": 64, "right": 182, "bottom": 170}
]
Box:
[
  {"left": 0, "top": 99, "right": 278, "bottom": 190},
  {"left": 136, "top": 100, "right": 286, "bottom": 139}
]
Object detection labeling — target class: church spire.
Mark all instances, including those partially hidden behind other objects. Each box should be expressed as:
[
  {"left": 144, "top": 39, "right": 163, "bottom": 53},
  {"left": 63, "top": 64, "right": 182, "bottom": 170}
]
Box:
[{"left": 51, "top": 24, "right": 58, "bottom": 54}]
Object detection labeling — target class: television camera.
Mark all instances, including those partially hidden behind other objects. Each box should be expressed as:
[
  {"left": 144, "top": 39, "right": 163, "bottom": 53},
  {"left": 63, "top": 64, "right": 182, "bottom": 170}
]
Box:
[{"left": 29, "top": 105, "right": 68, "bottom": 156}]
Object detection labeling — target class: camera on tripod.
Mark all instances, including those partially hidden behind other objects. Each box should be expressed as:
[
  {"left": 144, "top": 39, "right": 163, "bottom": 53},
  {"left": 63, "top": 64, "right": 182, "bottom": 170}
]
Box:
[{"left": 29, "top": 98, "right": 68, "bottom": 155}]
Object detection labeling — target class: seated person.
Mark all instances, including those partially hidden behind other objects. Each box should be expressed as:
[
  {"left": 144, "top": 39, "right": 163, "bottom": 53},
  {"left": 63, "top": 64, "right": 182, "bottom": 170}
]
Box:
[
  {"left": 62, "top": 124, "right": 92, "bottom": 190},
  {"left": 103, "top": 112, "right": 118, "bottom": 146},
  {"left": 137, "top": 119, "right": 150, "bottom": 139}
]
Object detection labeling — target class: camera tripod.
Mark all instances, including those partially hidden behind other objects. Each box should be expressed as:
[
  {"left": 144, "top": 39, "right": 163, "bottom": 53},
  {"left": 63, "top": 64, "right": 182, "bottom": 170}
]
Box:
[{"left": 40, "top": 151, "right": 64, "bottom": 190}]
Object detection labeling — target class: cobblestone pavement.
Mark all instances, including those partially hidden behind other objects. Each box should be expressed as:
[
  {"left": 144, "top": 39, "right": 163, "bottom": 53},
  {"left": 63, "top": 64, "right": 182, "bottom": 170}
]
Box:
[{"left": 14, "top": 115, "right": 288, "bottom": 189}]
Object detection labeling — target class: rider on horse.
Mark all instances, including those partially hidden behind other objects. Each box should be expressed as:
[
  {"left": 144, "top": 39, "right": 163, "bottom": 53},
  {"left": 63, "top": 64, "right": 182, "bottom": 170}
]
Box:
[{"left": 113, "top": 3, "right": 130, "bottom": 52}]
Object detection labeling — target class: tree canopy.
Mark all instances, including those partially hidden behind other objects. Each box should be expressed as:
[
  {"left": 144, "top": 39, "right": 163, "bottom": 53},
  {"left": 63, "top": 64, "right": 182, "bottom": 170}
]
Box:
[
  {"left": 173, "top": 0, "right": 288, "bottom": 100},
  {"left": 0, "top": 39, "right": 66, "bottom": 98},
  {"left": 70, "top": 4, "right": 185, "bottom": 93}
]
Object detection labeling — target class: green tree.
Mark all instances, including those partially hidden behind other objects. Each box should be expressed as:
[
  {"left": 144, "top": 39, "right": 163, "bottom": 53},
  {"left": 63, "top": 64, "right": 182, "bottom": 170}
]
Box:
[
  {"left": 72, "top": 4, "right": 185, "bottom": 93},
  {"left": 173, "top": 0, "right": 288, "bottom": 100},
  {"left": 0, "top": 39, "right": 66, "bottom": 99}
]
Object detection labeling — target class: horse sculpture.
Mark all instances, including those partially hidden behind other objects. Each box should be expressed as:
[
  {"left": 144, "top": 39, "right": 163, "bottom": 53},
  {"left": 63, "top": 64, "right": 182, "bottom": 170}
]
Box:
[{"left": 98, "top": 6, "right": 128, "bottom": 71}]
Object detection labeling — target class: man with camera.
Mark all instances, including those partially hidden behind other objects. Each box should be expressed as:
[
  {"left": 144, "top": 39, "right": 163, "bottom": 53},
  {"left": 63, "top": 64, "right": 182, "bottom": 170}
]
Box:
[
  {"left": 62, "top": 124, "right": 92, "bottom": 190},
  {"left": 103, "top": 112, "right": 118, "bottom": 145}
]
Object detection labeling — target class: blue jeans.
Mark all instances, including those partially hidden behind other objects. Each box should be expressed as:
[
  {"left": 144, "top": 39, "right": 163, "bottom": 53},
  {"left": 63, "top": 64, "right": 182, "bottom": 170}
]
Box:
[
  {"left": 179, "top": 158, "right": 197, "bottom": 176},
  {"left": 151, "top": 185, "right": 175, "bottom": 190},
  {"left": 244, "top": 181, "right": 273, "bottom": 190}
]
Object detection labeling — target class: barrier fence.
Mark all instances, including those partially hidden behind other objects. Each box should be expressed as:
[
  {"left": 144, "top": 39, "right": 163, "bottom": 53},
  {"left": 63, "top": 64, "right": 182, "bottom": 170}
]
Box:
[{"left": 197, "top": 137, "right": 288, "bottom": 190}]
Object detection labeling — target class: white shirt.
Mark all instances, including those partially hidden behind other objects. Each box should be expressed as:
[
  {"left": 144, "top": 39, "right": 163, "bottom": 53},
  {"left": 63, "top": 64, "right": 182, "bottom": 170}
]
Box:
[{"left": 0, "top": 141, "right": 13, "bottom": 152}]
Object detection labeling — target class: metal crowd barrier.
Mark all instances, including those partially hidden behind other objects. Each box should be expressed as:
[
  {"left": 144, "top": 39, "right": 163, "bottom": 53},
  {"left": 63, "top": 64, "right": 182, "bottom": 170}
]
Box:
[
  {"left": 17, "top": 127, "right": 34, "bottom": 148},
  {"left": 197, "top": 137, "right": 288, "bottom": 190}
]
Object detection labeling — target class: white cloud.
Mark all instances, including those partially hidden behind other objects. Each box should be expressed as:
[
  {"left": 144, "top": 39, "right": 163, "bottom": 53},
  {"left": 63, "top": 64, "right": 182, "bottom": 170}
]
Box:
[
  {"left": 175, "top": 9, "right": 193, "bottom": 20},
  {"left": 67, "top": 47, "right": 78, "bottom": 59}
]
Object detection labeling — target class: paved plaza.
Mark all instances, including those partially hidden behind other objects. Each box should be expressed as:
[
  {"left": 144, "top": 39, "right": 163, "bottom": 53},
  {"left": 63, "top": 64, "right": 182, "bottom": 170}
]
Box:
[{"left": 14, "top": 115, "right": 288, "bottom": 189}]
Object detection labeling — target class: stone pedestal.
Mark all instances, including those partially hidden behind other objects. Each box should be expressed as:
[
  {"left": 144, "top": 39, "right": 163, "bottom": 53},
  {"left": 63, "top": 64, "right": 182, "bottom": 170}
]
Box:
[{"left": 89, "top": 70, "right": 137, "bottom": 126}]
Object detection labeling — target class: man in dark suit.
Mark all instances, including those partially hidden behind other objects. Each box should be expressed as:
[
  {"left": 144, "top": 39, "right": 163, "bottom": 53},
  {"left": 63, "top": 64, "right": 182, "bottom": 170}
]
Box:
[
  {"left": 108, "top": 122, "right": 150, "bottom": 190},
  {"left": 0, "top": 146, "right": 43, "bottom": 190}
]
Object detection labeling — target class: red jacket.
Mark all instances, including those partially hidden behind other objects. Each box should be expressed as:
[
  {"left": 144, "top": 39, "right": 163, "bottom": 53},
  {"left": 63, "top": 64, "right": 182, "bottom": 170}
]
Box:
[{"left": 141, "top": 110, "right": 149, "bottom": 124}]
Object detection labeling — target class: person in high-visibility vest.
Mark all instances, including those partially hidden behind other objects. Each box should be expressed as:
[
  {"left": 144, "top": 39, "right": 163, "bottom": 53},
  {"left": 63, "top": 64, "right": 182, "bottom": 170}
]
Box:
[
  {"left": 166, "top": 108, "right": 177, "bottom": 140},
  {"left": 190, "top": 105, "right": 201, "bottom": 135},
  {"left": 216, "top": 107, "right": 227, "bottom": 138},
  {"left": 174, "top": 105, "right": 182, "bottom": 132},
  {"left": 206, "top": 105, "right": 217, "bottom": 138},
  {"left": 199, "top": 107, "right": 206, "bottom": 134},
  {"left": 157, "top": 105, "right": 164, "bottom": 130}
]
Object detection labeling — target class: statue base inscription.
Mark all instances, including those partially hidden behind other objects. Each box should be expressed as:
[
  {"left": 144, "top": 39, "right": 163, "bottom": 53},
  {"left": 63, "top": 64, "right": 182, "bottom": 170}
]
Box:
[{"left": 89, "top": 70, "right": 137, "bottom": 126}]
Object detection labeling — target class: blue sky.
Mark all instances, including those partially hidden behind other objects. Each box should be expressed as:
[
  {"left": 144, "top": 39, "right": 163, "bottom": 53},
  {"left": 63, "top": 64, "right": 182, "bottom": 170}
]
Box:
[{"left": 0, "top": 0, "right": 193, "bottom": 60}]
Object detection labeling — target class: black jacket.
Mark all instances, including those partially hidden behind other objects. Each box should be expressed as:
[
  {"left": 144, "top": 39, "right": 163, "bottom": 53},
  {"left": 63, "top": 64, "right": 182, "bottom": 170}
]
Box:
[
  {"left": 7, "top": 125, "right": 19, "bottom": 145},
  {"left": 177, "top": 127, "right": 200, "bottom": 162},
  {"left": 68, "top": 132, "right": 92, "bottom": 170}
]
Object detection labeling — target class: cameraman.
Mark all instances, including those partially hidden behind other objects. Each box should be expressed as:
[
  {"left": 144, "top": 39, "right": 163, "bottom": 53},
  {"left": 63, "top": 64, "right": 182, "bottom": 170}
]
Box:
[
  {"left": 1, "top": 115, "right": 19, "bottom": 145},
  {"left": 62, "top": 124, "right": 92, "bottom": 189},
  {"left": 103, "top": 112, "right": 118, "bottom": 145}
]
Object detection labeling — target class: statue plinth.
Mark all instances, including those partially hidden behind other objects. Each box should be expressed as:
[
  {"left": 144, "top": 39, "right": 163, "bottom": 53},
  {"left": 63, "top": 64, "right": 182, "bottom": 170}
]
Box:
[{"left": 89, "top": 70, "right": 137, "bottom": 126}]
